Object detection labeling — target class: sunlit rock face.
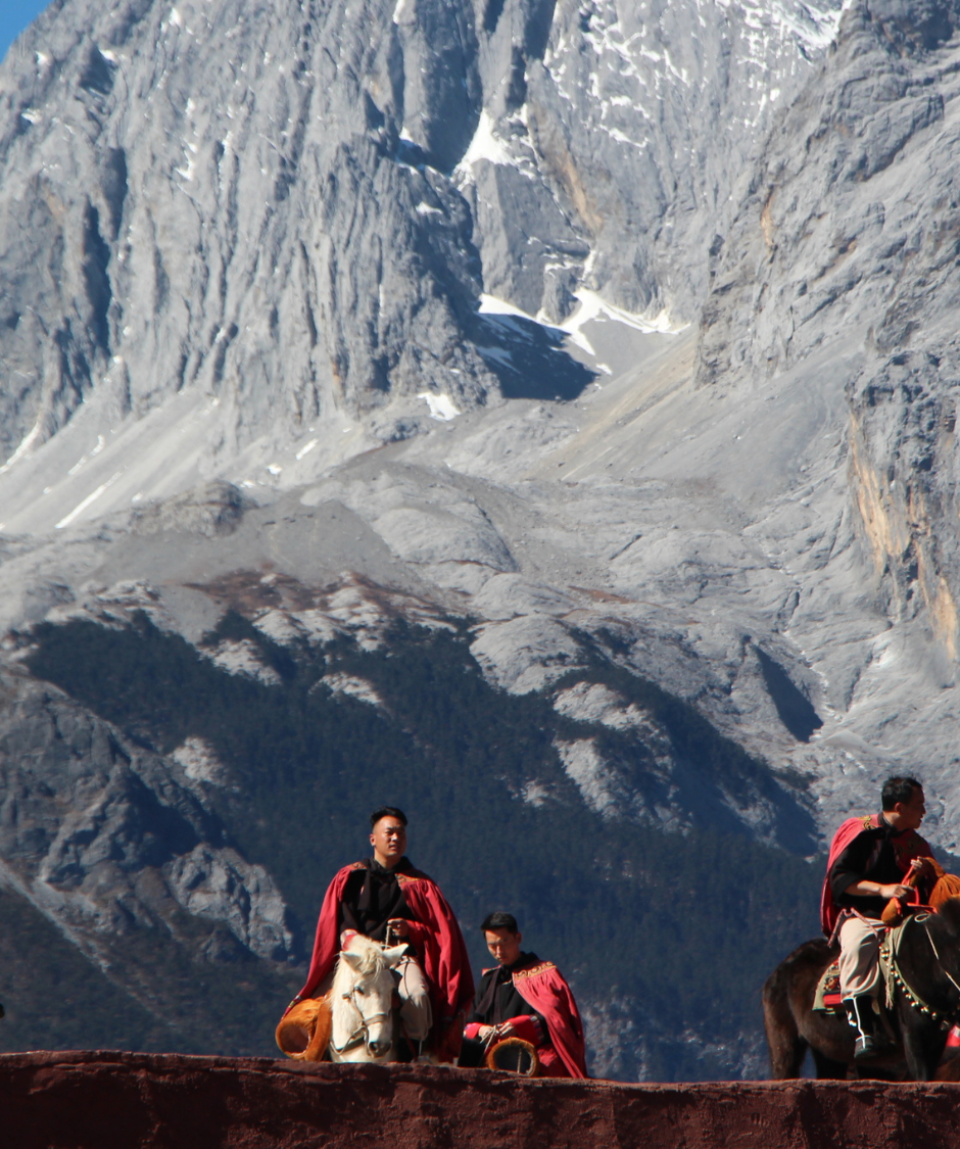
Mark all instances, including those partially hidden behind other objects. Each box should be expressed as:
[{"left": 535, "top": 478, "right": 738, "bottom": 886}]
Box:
[
  {"left": 696, "top": 0, "right": 960, "bottom": 838},
  {"left": 0, "top": 664, "right": 297, "bottom": 965},
  {"left": 0, "top": 0, "right": 840, "bottom": 477}
]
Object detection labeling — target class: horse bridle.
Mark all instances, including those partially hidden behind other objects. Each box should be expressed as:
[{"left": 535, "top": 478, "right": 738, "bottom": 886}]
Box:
[
  {"left": 332, "top": 984, "right": 393, "bottom": 1056},
  {"left": 887, "top": 914, "right": 960, "bottom": 1031}
]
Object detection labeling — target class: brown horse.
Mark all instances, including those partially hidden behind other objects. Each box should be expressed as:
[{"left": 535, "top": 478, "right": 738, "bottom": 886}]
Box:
[{"left": 764, "top": 901, "right": 960, "bottom": 1081}]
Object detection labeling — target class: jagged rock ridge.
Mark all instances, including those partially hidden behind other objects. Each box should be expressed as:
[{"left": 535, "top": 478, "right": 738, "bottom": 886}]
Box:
[{"left": 0, "top": 0, "right": 843, "bottom": 472}]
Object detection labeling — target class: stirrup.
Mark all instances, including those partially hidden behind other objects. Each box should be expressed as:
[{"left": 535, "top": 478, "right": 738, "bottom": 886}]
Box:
[{"left": 854, "top": 1031, "right": 881, "bottom": 1061}]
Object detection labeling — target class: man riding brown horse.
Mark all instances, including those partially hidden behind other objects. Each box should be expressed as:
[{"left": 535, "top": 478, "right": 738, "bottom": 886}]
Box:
[{"left": 822, "top": 776, "right": 936, "bottom": 1060}]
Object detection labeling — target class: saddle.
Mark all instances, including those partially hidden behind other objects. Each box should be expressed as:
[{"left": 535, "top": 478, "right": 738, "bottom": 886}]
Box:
[
  {"left": 813, "top": 960, "right": 845, "bottom": 1015},
  {"left": 812, "top": 915, "right": 914, "bottom": 1017},
  {"left": 813, "top": 912, "right": 950, "bottom": 1026}
]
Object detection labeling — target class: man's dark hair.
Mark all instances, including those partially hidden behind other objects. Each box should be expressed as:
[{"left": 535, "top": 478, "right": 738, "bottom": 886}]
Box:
[
  {"left": 370, "top": 806, "right": 408, "bottom": 828},
  {"left": 481, "top": 911, "right": 518, "bottom": 933},
  {"left": 881, "top": 776, "right": 923, "bottom": 811}
]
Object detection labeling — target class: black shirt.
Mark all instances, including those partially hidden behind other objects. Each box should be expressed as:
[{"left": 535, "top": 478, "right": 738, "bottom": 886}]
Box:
[
  {"left": 829, "top": 816, "right": 908, "bottom": 919},
  {"left": 338, "top": 857, "right": 416, "bottom": 941},
  {"left": 469, "top": 953, "right": 547, "bottom": 1030}
]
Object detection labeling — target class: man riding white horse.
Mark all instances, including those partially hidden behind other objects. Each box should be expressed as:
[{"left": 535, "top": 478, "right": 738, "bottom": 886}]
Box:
[
  {"left": 822, "top": 776, "right": 937, "bottom": 1060},
  {"left": 288, "top": 806, "right": 474, "bottom": 1062}
]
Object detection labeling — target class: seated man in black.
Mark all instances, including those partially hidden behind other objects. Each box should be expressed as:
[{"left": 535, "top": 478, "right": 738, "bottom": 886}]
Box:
[{"left": 459, "top": 911, "right": 587, "bottom": 1077}]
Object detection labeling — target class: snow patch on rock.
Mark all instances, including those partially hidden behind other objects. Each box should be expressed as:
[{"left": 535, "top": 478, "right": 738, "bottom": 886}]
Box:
[
  {"left": 171, "top": 736, "right": 230, "bottom": 787},
  {"left": 555, "top": 738, "right": 623, "bottom": 817},
  {"left": 320, "top": 672, "right": 383, "bottom": 708},
  {"left": 206, "top": 640, "right": 281, "bottom": 685}
]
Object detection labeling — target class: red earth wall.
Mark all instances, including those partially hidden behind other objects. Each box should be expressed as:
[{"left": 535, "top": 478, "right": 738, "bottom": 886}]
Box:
[{"left": 3, "top": 1051, "right": 960, "bottom": 1149}]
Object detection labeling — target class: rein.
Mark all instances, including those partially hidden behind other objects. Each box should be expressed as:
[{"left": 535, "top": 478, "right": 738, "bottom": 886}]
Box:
[{"left": 922, "top": 924, "right": 960, "bottom": 997}]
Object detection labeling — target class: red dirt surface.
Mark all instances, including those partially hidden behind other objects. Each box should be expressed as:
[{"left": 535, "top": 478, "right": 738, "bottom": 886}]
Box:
[{"left": 3, "top": 1051, "right": 960, "bottom": 1149}]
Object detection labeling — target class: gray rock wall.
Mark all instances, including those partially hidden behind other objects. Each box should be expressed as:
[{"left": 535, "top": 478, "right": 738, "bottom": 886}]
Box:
[
  {"left": 0, "top": 0, "right": 500, "bottom": 466},
  {"left": 0, "top": 663, "right": 295, "bottom": 966},
  {"left": 0, "top": 0, "right": 843, "bottom": 466}
]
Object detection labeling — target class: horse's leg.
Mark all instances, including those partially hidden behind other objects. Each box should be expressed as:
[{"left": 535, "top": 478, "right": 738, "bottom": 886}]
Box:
[
  {"left": 898, "top": 1001, "right": 946, "bottom": 1082},
  {"left": 902, "top": 1031, "right": 932, "bottom": 1081},
  {"left": 763, "top": 969, "right": 807, "bottom": 1078}
]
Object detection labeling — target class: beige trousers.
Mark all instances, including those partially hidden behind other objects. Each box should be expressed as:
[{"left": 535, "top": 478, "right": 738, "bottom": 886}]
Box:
[
  {"left": 396, "top": 955, "right": 433, "bottom": 1042},
  {"left": 838, "top": 915, "right": 885, "bottom": 998}
]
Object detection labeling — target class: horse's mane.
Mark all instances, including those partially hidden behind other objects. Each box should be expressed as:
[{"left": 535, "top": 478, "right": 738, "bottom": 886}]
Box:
[
  {"left": 332, "top": 935, "right": 388, "bottom": 995},
  {"left": 931, "top": 897, "right": 960, "bottom": 939}
]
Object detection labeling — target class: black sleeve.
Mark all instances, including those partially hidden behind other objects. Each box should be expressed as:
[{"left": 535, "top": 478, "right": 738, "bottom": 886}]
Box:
[
  {"left": 338, "top": 870, "right": 364, "bottom": 933},
  {"left": 829, "top": 834, "right": 874, "bottom": 903}
]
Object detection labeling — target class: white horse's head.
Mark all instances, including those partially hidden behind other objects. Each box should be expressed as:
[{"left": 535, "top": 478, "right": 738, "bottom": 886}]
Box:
[{"left": 331, "top": 935, "right": 407, "bottom": 1061}]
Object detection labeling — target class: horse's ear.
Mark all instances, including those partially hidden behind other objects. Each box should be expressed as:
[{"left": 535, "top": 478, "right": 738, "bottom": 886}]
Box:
[
  {"left": 383, "top": 945, "right": 407, "bottom": 968},
  {"left": 342, "top": 950, "right": 363, "bottom": 970}
]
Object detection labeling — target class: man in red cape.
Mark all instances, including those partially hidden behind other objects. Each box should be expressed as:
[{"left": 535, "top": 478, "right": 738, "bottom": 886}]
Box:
[
  {"left": 460, "top": 911, "right": 587, "bottom": 1078},
  {"left": 290, "top": 807, "right": 474, "bottom": 1061},
  {"left": 821, "top": 775, "right": 935, "bottom": 1059}
]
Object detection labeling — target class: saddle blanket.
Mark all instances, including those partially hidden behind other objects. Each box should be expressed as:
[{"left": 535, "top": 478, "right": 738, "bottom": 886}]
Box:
[
  {"left": 813, "top": 960, "right": 844, "bottom": 1014},
  {"left": 813, "top": 948, "right": 889, "bottom": 1013}
]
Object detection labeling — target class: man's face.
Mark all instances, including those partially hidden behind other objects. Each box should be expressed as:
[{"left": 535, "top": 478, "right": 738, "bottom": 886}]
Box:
[
  {"left": 484, "top": 928, "right": 522, "bottom": 967},
  {"left": 370, "top": 816, "right": 407, "bottom": 865},
  {"left": 896, "top": 786, "right": 926, "bottom": 830}
]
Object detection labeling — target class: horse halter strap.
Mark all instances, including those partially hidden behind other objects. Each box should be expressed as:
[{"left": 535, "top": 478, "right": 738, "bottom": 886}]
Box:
[{"left": 332, "top": 984, "right": 392, "bottom": 1055}]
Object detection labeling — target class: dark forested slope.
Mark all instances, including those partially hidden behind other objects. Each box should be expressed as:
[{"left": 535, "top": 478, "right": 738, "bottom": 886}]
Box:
[{"left": 8, "top": 614, "right": 823, "bottom": 1079}]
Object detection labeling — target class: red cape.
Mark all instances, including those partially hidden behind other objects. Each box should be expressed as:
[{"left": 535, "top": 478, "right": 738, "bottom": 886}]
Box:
[
  {"left": 820, "top": 815, "right": 933, "bottom": 936},
  {"left": 297, "top": 861, "right": 475, "bottom": 1028},
  {"left": 511, "top": 959, "right": 588, "bottom": 1079}
]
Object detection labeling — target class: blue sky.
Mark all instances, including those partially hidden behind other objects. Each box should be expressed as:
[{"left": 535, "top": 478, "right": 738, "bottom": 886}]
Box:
[{"left": 1, "top": 1, "right": 52, "bottom": 64}]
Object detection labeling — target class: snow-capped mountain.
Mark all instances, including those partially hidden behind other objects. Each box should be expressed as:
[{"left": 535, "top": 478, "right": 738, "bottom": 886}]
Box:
[{"left": 2, "top": 0, "right": 959, "bottom": 1078}]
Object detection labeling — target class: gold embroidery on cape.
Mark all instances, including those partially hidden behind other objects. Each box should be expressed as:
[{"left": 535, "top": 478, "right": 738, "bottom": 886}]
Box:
[{"left": 513, "top": 961, "right": 556, "bottom": 980}]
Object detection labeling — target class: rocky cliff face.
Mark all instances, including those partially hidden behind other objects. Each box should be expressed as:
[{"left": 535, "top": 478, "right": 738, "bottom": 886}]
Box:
[
  {"left": 2, "top": 0, "right": 960, "bottom": 1079},
  {"left": 0, "top": 0, "right": 842, "bottom": 473},
  {"left": 0, "top": 664, "right": 294, "bottom": 964},
  {"left": 696, "top": 0, "right": 960, "bottom": 838}
]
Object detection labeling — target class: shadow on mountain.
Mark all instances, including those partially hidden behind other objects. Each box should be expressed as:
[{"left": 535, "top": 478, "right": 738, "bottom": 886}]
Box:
[
  {"left": 566, "top": 637, "right": 819, "bottom": 857},
  {"left": 472, "top": 311, "right": 596, "bottom": 401},
  {"left": 755, "top": 647, "right": 823, "bottom": 743}
]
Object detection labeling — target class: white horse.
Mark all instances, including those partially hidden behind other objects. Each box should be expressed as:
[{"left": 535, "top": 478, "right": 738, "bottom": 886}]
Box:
[{"left": 329, "top": 934, "right": 408, "bottom": 1063}]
